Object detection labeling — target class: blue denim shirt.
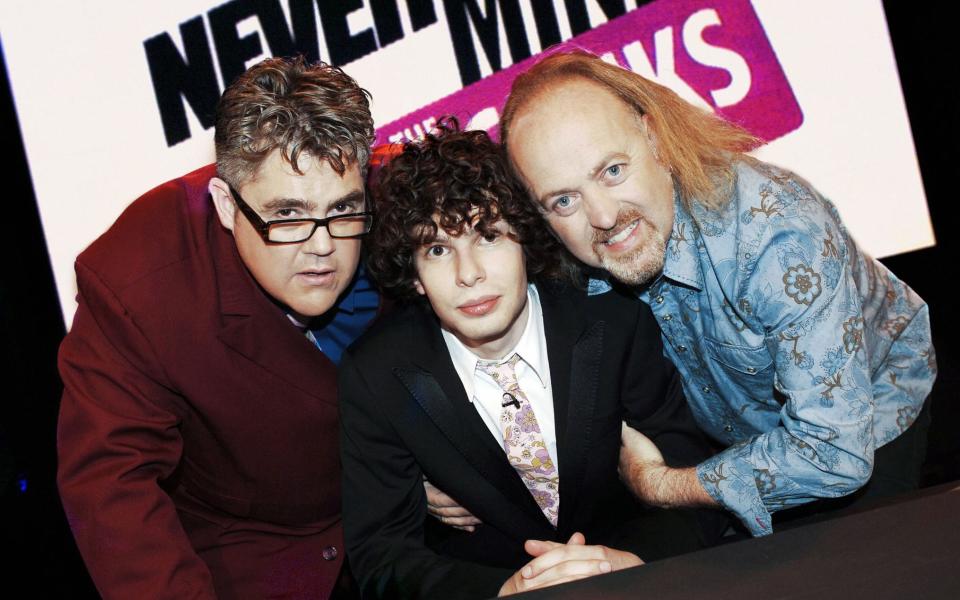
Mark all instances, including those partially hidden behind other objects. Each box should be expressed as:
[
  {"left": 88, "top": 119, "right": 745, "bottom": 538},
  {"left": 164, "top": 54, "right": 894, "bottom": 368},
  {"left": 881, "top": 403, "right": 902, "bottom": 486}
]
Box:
[{"left": 592, "top": 160, "right": 935, "bottom": 535}]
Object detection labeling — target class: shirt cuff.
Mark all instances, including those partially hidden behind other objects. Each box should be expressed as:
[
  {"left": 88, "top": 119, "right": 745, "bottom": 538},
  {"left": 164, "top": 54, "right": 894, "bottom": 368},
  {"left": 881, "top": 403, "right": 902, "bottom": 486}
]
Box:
[{"left": 697, "top": 447, "right": 772, "bottom": 536}]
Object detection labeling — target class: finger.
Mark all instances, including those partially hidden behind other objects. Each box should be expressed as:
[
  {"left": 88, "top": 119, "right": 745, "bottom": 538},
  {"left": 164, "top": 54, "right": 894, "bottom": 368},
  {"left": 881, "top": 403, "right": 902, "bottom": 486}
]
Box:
[
  {"left": 441, "top": 515, "right": 482, "bottom": 526},
  {"left": 521, "top": 545, "right": 609, "bottom": 579},
  {"left": 452, "top": 524, "right": 477, "bottom": 533},
  {"left": 429, "top": 505, "right": 478, "bottom": 518},
  {"left": 523, "top": 538, "right": 564, "bottom": 558},
  {"left": 521, "top": 559, "right": 612, "bottom": 590},
  {"left": 425, "top": 493, "right": 457, "bottom": 508},
  {"left": 567, "top": 532, "right": 586, "bottom": 545}
]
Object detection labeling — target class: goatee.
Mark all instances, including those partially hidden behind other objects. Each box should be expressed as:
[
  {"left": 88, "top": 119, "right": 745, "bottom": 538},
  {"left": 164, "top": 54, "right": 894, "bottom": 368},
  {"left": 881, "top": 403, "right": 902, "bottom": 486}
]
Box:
[{"left": 592, "top": 208, "right": 667, "bottom": 286}]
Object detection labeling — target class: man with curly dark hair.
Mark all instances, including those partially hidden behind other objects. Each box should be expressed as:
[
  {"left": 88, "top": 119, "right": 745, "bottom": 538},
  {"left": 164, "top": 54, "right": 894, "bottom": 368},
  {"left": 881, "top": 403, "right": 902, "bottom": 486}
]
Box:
[{"left": 339, "top": 122, "right": 718, "bottom": 599}]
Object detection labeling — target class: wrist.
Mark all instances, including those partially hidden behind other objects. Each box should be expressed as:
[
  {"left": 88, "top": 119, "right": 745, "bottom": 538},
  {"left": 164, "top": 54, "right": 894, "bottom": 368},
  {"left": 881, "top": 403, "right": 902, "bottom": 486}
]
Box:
[
  {"left": 641, "top": 463, "right": 673, "bottom": 508},
  {"left": 628, "top": 462, "right": 705, "bottom": 509}
]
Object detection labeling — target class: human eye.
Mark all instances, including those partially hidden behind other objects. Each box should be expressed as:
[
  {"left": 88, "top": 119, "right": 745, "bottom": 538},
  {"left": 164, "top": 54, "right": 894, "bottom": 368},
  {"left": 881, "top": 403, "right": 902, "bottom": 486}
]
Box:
[
  {"left": 549, "top": 194, "right": 579, "bottom": 216},
  {"left": 480, "top": 230, "right": 501, "bottom": 244},
  {"left": 330, "top": 197, "right": 362, "bottom": 215},
  {"left": 424, "top": 244, "right": 449, "bottom": 258},
  {"left": 603, "top": 163, "right": 625, "bottom": 180},
  {"left": 274, "top": 207, "right": 304, "bottom": 219}
]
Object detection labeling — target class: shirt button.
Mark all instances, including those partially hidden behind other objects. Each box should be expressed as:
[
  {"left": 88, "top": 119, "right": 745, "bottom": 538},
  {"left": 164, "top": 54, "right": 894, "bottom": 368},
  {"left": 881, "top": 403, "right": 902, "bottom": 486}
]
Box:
[
  {"left": 746, "top": 366, "right": 757, "bottom": 374},
  {"left": 724, "top": 425, "right": 733, "bottom": 433},
  {"left": 656, "top": 296, "right": 664, "bottom": 304},
  {"left": 702, "top": 385, "right": 711, "bottom": 394},
  {"left": 322, "top": 546, "right": 339, "bottom": 561},
  {"left": 663, "top": 314, "right": 673, "bottom": 322},
  {"left": 677, "top": 345, "right": 687, "bottom": 352}
]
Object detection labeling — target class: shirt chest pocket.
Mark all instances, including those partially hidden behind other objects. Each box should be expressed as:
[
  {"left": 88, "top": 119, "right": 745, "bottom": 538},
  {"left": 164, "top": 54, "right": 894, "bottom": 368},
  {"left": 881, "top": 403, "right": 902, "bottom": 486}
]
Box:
[{"left": 704, "top": 337, "right": 776, "bottom": 405}]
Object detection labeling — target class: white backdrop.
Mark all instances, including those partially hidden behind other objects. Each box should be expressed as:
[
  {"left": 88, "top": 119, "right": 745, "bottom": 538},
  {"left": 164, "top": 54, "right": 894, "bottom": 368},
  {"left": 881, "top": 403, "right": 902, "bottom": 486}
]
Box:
[{"left": 0, "top": 0, "right": 932, "bottom": 325}]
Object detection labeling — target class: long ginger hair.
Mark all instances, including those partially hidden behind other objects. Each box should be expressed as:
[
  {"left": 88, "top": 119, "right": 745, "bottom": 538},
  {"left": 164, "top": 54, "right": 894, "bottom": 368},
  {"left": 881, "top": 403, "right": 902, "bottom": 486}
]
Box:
[{"left": 500, "top": 50, "right": 759, "bottom": 209}]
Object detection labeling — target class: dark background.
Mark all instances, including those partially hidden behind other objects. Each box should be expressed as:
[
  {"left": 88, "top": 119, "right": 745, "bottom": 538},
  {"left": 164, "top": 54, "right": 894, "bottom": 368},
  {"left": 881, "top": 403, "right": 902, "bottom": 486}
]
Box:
[{"left": 1, "top": 2, "right": 956, "bottom": 596}]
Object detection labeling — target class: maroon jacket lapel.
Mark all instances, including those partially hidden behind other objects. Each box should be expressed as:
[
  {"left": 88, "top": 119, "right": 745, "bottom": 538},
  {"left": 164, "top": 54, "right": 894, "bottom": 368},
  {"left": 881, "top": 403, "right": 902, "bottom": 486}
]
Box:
[{"left": 204, "top": 179, "right": 338, "bottom": 403}]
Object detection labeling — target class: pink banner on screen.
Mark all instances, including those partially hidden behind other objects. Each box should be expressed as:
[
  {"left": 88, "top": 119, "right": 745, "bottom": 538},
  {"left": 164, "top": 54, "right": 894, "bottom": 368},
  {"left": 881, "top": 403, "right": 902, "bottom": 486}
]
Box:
[{"left": 375, "top": 0, "right": 802, "bottom": 146}]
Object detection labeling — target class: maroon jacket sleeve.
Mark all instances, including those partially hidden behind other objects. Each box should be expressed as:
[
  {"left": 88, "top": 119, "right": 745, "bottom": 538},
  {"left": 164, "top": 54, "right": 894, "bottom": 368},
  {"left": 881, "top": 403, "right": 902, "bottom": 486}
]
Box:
[{"left": 58, "top": 259, "right": 217, "bottom": 600}]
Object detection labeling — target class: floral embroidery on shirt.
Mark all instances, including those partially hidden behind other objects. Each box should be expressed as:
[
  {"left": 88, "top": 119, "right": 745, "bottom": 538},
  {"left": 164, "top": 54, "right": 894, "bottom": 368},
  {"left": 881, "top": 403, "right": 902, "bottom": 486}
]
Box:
[
  {"left": 896, "top": 405, "right": 919, "bottom": 432},
  {"left": 723, "top": 300, "right": 747, "bottom": 332},
  {"left": 755, "top": 469, "right": 777, "bottom": 494},
  {"left": 620, "top": 160, "right": 934, "bottom": 537},
  {"left": 820, "top": 346, "right": 847, "bottom": 375},
  {"left": 842, "top": 317, "right": 864, "bottom": 353},
  {"left": 881, "top": 316, "right": 910, "bottom": 338},
  {"left": 783, "top": 264, "right": 822, "bottom": 305}
]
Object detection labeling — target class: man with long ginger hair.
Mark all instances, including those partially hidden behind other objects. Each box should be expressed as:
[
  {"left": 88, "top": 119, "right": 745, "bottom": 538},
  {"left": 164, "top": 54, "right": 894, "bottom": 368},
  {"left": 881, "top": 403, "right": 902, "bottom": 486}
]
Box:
[{"left": 502, "top": 50, "right": 935, "bottom": 536}]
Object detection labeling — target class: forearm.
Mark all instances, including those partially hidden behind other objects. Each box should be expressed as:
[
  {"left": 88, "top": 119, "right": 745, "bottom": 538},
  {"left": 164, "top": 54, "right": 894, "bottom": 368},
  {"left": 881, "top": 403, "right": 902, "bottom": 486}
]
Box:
[{"left": 622, "top": 461, "right": 717, "bottom": 509}]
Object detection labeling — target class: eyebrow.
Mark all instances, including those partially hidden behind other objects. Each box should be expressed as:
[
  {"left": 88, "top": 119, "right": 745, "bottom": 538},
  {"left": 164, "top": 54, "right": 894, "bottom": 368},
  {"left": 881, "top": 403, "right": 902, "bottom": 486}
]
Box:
[
  {"left": 260, "top": 189, "right": 365, "bottom": 212},
  {"left": 537, "top": 152, "right": 623, "bottom": 205},
  {"left": 261, "top": 198, "right": 316, "bottom": 211},
  {"left": 423, "top": 230, "right": 450, "bottom": 245}
]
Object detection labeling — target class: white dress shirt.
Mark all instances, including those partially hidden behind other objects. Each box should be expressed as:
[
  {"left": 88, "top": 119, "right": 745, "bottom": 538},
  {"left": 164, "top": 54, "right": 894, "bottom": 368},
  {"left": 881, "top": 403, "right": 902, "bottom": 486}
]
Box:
[{"left": 441, "top": 285, "right": 559, "bottom": 474}]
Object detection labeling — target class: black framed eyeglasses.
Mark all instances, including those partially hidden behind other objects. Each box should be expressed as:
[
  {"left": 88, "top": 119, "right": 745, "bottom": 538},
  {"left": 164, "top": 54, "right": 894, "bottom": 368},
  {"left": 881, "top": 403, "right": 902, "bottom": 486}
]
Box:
[{"left": 228, "top": 184, "right": 373, "bottom": 244}]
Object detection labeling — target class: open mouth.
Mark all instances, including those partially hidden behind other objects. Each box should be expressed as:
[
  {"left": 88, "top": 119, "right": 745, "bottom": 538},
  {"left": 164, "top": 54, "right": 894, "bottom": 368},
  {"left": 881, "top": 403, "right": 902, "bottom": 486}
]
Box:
[{"left": 603, "top": 219, "right": 639, "bottom": 245}]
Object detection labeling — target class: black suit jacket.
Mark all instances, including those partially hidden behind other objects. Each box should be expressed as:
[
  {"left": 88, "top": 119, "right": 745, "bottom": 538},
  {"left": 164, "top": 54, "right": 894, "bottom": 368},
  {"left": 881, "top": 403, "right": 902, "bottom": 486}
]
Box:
[{"left": 339, "top": 282, "right": 711, "bottom": 599}]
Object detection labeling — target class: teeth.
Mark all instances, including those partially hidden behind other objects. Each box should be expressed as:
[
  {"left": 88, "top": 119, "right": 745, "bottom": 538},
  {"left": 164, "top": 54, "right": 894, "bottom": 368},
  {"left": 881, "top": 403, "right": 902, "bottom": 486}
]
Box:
[{"left": 606, "top": 220, "right": 638, "bottom": 245}]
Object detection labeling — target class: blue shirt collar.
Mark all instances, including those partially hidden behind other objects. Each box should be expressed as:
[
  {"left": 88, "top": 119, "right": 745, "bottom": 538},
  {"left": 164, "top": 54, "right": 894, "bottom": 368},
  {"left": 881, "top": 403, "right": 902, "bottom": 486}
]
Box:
[
  {"left": 660, "top": 192, "right": 704, "bottom": 291},
  {"left": 335, "top": 262, "right": 379, "bottom": 315}
]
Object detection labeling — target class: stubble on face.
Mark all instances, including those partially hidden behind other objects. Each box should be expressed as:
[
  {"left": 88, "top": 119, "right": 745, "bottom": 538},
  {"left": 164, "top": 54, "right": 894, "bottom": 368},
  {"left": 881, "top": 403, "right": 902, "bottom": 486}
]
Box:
[{"left": 591, "top": 206, "right": 668, "bottom": 286}]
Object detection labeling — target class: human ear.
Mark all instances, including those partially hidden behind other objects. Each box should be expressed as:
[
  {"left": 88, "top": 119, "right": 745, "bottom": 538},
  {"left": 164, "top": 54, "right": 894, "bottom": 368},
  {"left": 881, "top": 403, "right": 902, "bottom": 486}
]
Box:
[
  {"left": 414, "top": 279, "right": 426, "bottom": 296},
  {"left": 209, "top": 177, "right": 238, "bottom": 232},
  {"left": 640, "top": 115, "right": 667, "bottom": 170}
]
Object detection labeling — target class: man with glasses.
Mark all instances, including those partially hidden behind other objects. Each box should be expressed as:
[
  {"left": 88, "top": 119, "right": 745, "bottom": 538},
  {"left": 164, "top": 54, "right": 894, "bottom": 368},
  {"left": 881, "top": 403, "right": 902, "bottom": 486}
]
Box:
[{"left": 58, "top": 57, "right": 375, "bottom": 599}]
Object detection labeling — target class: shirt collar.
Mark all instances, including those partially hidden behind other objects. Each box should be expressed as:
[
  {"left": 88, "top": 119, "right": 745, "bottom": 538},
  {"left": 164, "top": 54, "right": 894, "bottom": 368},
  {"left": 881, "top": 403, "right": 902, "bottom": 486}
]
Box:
[
  {"left": 286, "top": 263, "right": 378, "bottom": 329},
  {"left": 335, "top": 262, "right": 379, "bottom": 315},
  {"left": 441, "top": 284, "right": 549, "bottom": 401},
  {"left": 660, "top": 191, "right": 704, "bottom": 291}
]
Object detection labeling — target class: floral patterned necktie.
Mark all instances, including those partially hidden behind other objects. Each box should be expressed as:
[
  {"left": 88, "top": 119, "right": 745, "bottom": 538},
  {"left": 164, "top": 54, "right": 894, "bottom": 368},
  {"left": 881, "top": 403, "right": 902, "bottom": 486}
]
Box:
[{"left": 476, "top": 353, "right": 559, "bottom": 527}]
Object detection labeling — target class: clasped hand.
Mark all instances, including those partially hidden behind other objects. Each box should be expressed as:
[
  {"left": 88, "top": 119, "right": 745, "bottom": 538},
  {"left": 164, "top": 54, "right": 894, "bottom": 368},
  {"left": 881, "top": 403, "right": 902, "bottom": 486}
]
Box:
[{"left": 498, "top": 532, "right": 643, "bottom": 596}]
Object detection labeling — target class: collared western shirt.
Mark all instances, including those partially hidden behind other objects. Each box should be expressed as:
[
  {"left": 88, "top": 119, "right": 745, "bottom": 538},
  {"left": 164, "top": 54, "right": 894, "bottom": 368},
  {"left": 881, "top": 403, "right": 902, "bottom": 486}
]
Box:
[
  {"left": 442, "top": 284, "right": 559, "bottom": 473},
  {"left": 592, "top": 160, "right": 935, "bottom": 535}
]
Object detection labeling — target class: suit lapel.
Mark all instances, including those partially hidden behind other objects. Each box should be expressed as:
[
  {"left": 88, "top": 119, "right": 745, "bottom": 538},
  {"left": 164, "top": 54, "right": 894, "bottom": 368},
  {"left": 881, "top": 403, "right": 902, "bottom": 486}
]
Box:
[
  {"left": 398, "top": 306, "right": 554, "bottom": 534},
  {"left": 210, "top": 215, "right": 338, "bottom": 402},
  {"left": 539, "top": 285, "right": 605, "bottom": 531}
]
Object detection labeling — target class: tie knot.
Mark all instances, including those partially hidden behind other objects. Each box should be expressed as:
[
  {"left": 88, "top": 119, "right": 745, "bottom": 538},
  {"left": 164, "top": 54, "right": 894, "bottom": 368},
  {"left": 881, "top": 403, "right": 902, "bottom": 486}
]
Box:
[{"left": 476, "top": 353, "right": 522, "bottom": 386}]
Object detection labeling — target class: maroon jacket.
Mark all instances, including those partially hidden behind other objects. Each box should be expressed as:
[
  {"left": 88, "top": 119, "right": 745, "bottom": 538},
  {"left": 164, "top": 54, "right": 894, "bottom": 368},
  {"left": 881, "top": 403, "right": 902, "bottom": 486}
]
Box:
[{"left": 58, "top": 165, "right": 344, "bottom": 599}]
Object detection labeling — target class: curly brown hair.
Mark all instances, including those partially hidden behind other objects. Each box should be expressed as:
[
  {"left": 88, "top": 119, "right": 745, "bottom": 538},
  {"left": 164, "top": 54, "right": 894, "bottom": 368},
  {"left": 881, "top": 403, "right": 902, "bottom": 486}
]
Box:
[
  {"left": 369, "top": 120, "right": 576, "bottom": 299},
  {"left": 214, "top": 56, "right": 375, "bottom": 187}
]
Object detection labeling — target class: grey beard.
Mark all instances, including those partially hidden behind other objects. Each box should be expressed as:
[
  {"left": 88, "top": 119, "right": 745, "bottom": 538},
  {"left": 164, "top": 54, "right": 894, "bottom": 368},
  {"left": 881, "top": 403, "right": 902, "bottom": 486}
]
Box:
[{"left": 596, "top": 225, "right": 667, "bottom": 286}]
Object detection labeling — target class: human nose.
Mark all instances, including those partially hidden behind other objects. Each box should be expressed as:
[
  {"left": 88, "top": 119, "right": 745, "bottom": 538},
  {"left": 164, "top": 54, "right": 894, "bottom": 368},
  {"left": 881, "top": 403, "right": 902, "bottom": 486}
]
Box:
[
  {"left": 301, "top": 222, "right": 336, "bottom": 256},
  {"left": 456, "top": 249, "right": 484, "bottom": 287},
  {"left": 583, "top": 190, "right": 619, "bottom": 230}
]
